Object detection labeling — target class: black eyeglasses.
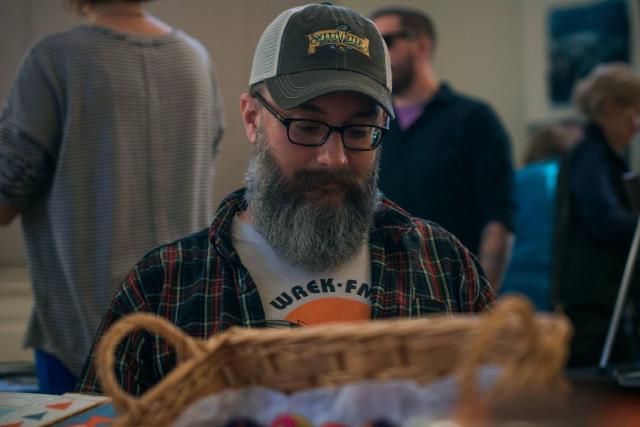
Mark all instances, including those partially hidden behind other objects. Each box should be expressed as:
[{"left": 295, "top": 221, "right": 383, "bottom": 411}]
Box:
[
  {"left": 381, "top": 30, "right": 414, "bottom": 48},
  {"left": 252, "top": 92, "right": 388, "bottom": 151}
]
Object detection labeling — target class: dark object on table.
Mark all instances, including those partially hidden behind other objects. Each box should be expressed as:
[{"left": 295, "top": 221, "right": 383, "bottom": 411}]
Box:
[
  {"left": 224, "top": 418, "right": 263, "bottom": 427},
  {"left": 624, "top": 171, "right": 640, "bottom": 214}
]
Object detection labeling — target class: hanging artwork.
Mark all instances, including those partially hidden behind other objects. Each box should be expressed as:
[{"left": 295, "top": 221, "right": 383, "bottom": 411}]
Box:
[{"left": 547, "top": 0, "right": 631, "bottom": 105}]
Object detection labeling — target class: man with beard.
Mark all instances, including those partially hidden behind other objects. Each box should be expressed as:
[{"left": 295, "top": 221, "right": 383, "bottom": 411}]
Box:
[
  {"left": 371, "top": 7, "right": 515, "bottom": 291},
  {"left": 77, "top": 3, "right": 494, "bottom": 396}
]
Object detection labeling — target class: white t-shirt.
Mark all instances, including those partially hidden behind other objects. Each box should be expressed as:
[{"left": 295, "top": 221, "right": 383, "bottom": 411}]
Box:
[{"left": 232, "top": 215, "right": 372, "bottom": 328}]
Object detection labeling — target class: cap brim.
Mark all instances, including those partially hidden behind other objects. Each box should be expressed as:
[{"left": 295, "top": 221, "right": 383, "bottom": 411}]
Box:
[{"left": 265, "top": 70, "right": 395, "bottom": 119}]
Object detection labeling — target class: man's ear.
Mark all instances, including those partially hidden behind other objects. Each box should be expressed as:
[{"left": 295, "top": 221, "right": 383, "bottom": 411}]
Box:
[{"left": 240, "top": 92, "right": 260, "bottom": 144}]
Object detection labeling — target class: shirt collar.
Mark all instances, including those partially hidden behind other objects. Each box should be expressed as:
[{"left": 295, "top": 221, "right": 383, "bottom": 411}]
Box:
[
  {"left": 209, "top": 188, "right": 247, "bottom": 264},
  {"left": 391, "top": 81, "right": 454, "bottom": 121}
]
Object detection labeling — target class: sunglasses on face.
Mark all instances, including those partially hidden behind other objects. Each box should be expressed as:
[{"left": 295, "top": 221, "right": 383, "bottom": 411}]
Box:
[{"left": 381, "top": 30, "right": 414, "bottom": 48}]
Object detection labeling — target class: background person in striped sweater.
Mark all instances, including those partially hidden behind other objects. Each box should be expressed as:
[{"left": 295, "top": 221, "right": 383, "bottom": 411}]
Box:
[{"left": 0, "top": 0, "right": 224, "bottom": 393}]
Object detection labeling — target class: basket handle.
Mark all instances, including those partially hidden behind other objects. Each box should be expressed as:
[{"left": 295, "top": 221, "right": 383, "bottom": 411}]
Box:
[
  {"left": 96, "top": 313, "right": 206, "bottom": 413},
  {"left": 456, "top": 296, "right": 541, "bottom": 403}
]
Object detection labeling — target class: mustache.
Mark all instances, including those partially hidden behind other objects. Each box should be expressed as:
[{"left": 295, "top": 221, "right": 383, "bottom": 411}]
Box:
[{"left": 287, "top": 168, "right": 363, "bottom": 193}]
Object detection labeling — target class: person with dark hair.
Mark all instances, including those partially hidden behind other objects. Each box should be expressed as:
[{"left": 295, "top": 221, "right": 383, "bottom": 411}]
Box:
[
  {"left": 76, "top": 3, "right": 494, "bottom": 396},
  {"left": 500, "top": 125, "right": 576, "bottom": 310},
  {"left": 0, "top": 0, "right": 224, "bottom": 393},
  {"left": 552, "top": 63, "right": 640, "bottom": 366},
  {"left": 371, "top": 7, "right": 515, "bottom": 291}
]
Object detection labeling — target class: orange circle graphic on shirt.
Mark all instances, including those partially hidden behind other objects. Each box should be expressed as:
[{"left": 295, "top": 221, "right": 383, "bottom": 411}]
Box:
[{"left": 284, "top": 298, "right": 370, "bottom": 326}]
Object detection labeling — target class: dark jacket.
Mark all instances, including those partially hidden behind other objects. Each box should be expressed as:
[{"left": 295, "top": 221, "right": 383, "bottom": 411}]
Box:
[
  {"left": 378, "top": 82, "right": 514, "bottom": 254},
  {"left": 552, "top": 122, "right": 636, "bottom": 365}
]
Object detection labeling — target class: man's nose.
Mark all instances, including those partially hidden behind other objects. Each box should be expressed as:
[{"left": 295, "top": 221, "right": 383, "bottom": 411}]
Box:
[{"left": 316, "top": 130, "right": 348, "bottom": 168}]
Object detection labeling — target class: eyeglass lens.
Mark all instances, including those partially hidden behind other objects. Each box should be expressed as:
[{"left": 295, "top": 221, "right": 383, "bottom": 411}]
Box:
[{"left": 289, "top": 121, "right": 382, "bottom": 150}]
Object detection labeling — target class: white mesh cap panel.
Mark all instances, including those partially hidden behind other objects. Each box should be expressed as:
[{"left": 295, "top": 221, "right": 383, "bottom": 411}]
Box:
[
  {"left": 249, "top": 5, "right": 310, "bottom": 85},
  {"left": 380, "top": 26, "right": 392, "bottom": 91},
  {"left": 362, "top": 15, "right": 392, "bottom": 92}
]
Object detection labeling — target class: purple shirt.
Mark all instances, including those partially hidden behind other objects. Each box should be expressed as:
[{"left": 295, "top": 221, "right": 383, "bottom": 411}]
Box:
[{"left": 395, "top": 102, "right": 426, "bottom": 130}]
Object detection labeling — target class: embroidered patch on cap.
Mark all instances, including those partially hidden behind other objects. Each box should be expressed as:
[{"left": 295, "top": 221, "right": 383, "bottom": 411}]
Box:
[{"left": 306, "top": 25, "right": 370, "bottom": 57}]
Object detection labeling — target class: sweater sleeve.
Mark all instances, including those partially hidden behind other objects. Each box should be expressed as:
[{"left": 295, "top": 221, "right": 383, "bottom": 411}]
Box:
[
  {"left": 466, "top": 103, "right": 515, "bottom": 230},
  {"left": 0, "top": 41, "right": 61, "bottom": 208}
]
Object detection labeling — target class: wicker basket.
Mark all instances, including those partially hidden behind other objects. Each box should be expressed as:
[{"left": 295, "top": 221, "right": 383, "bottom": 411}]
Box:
[{"left": 96, "top": 296, "right": 572, "bottom": 426}]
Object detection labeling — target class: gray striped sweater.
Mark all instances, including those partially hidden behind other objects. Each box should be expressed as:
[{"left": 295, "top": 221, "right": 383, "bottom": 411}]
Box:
[{"left": 0, "top": 25, "right": 224, "bottom": 376}]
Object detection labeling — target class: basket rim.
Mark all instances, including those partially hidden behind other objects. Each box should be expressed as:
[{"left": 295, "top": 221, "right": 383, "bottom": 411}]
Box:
[{"left": 97, "top": 296, "right": 573, "bottom": 426}]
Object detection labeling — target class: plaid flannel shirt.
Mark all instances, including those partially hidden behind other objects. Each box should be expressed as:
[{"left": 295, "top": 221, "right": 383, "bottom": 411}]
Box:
[{"left": 77, "top": 189, "right": 494, "bottom": 395}]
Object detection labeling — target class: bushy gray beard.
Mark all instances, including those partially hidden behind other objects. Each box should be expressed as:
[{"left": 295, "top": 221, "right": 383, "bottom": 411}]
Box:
[{"left": 244, "top": 128, "right": 380, "bottom": 272}]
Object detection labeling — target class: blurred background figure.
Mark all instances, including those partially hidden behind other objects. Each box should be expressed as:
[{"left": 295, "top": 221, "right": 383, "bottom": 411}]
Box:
[
  {"left": 501, "top": 124, "right": 576, "bottom": 311},
  {"left": 0, "top": 0, "right": 224, "bottom": 393},
  {"left": 371, "top": 6, "right": 515, "bottom": 291},
  {"left": 552, "top": 63, "right": 640, "bottom": 367}
]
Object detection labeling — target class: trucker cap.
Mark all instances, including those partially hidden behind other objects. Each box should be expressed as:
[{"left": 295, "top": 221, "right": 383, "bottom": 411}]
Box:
[{"left": 249, "top": 2, "right": 394, "bottom": 118}]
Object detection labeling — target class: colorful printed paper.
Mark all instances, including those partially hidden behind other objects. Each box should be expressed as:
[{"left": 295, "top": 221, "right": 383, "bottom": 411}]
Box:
[{"left": 0, "top": 392, "right": 109, "bottom": 427}]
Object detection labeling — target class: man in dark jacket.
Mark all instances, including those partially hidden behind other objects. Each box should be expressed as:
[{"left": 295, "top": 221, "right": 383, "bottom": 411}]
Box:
[{"left": 371, "top": 6, "right": 515, "bottom": 291}]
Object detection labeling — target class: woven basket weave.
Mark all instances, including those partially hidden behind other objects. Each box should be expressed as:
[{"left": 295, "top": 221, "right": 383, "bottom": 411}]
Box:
[{"left": 96, "top": 296, "right": 572, "bottom": 426}]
